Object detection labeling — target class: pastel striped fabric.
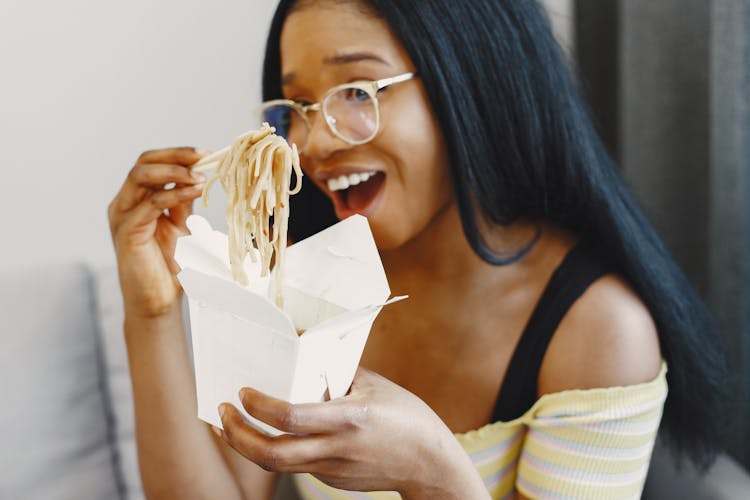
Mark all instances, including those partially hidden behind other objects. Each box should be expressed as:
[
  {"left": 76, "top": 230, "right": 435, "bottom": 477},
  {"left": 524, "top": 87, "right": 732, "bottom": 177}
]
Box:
[{"left": 293, "top": 362, "right": 667, "bottom": 499}]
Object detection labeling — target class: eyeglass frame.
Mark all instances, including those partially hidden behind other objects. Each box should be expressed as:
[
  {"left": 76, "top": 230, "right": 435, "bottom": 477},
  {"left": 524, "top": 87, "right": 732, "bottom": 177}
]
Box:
[{"left": 259, "top": 71, "right": 417, "bottom": 148}]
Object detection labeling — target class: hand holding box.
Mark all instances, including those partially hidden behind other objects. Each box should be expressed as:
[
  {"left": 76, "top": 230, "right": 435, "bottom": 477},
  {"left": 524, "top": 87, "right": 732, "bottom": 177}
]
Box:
[{"left": 174, "top": 214, "right": 404, "bottom": 435}]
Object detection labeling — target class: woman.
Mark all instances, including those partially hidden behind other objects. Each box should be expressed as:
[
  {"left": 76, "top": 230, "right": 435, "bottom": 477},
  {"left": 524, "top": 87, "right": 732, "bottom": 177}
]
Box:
[{"left": 108, "top": 0, "right": 728, "bottom": 498}]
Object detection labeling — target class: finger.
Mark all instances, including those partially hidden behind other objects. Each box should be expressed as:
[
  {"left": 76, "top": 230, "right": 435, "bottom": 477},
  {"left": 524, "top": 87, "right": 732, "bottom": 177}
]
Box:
[
  {"left": 107, "top": 180, "right": 152, "bottom": 221},
  {"left": 168, "top": 197, "right": 194, "bottom": 232},
  {"left": 218, "top": 403, "right": 334, "bottom": 473},
  {"left": 111, "top": 164, "right": 205, "bottom": 218},
  {"left": 137, "top": 146, "right": 208, "bottom": 166},
  {"left": 128, "top": 163, "right": 206, "bottom": 188},
  {"left": 238, "top": 387, "right": 365, "bottom": 435},
  {"left": 155, "top": 215, "right": 184, "bottom": 275},
  {"left": 115, "top": 185, "right": 204, "bottom": 240}
]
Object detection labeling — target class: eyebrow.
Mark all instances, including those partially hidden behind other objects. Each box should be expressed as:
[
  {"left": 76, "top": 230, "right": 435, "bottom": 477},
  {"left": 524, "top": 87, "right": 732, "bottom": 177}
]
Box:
[{"left": 281, "top": 51, "right": 392, "bottom": 86}]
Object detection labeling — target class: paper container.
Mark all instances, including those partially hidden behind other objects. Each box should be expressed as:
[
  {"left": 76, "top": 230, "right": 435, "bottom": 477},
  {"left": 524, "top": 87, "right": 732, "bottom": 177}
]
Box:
[{"left": 174, "top": 214, "right": 402, "bottom": 436}]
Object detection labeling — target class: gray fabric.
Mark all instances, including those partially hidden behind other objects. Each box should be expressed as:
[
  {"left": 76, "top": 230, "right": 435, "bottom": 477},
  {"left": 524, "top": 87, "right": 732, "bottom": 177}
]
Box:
[
  {"left": 93, "top": 265, "right": 144, "bottom": 500},
  {"left": 608, "top": 0, "right": 750, "bottom": 466},
  {"left": 708, "top": 0, "right": 750, "bottom": 466},
  {"left": 0, "top": 263, "right": 120, "bottom": 500},
  {"left": 620, "top": 0, "right": 712, "bottom": 292}
]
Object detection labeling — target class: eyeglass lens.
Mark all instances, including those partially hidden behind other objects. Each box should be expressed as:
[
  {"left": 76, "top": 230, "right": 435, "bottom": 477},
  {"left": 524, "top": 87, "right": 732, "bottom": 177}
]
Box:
[{"left": 262, "top": 86, "right": 379, "bottom": 148}]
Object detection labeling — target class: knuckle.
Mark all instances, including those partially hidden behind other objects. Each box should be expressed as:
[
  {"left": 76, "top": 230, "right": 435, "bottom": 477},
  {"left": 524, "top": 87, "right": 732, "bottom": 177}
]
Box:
[
  {"left": 178, "top": 167, "right": 193, "bottom": 182},
  {"left": 150, "top": 191, "right": 168, "bottom": 207},
  {"left": 127, "top": 163, "right": 144, "bottom": 182},
  {"left": 107, "top": 200, "right": 125, "bottom": 234},
  {"left": 107, "top": 200, "right": 115, "bottom": 221},
  {"left": 258, "top": 447, "right": 284, "bottom": 472},
  {"left": 319, "top": 476, "right": 347, "bottom": 490},
  {"left": 175, "top": 147, "right": 197, "bottom": 163},
  {"left": 107, "top": 209, "right": 120, "bottom": 235},
  {"left": 125, "top": 230, "right": 148, "bottom": 247},
  {"left": 279, "top": 406, "right": 299, "bottom": 433},
  {"left": 341, "top": 403, "right": 373, "bottom": 434},
  {"left": 344, "top": 404, "right": 370, "bottom": 431},
  {"left": 258, "top": 461, "right": 275, "bottom": 473},
  {"left": 137, "top": 149, "right": 157, "bottom": 162}
]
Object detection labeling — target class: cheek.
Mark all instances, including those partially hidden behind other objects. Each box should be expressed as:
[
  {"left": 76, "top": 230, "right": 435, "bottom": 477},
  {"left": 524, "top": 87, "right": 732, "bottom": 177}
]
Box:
[
  {"left": 372, "top": 94, "right": 453, "bottom": 248},
  {"left": 388, "top": 98, "right": 452, "bottom": 200}
]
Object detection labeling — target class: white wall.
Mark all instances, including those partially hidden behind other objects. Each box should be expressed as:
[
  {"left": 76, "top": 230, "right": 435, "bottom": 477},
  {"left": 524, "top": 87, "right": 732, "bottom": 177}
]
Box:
[
  {"left": 0, "top": 0, "right": 277, "bottom": 272},
  {"left": 542, "top": 0, "right": 575, "bottom": 53},
  {"left": 0, "top": 0, "right": 572, "bottom": 272}
]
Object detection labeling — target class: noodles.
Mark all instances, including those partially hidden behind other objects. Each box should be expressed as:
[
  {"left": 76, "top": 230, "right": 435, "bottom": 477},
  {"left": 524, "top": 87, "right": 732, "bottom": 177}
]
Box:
[{"left": 200, "top": 123, "right": 302, "bottom": 307}]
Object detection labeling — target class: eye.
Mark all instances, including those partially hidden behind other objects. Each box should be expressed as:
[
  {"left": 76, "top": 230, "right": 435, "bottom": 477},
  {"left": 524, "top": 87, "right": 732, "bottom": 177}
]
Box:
[
  {"left": 342, "top": 87, "right": 371, "bottom": 102},
  {"left": 293, "top": 99, "right": 314, "bottom": 107}
]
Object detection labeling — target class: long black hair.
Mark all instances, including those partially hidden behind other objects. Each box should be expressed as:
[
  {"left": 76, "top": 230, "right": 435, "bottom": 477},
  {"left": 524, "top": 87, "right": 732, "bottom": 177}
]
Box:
[{"left": 263, "top": 0, "right": 729, "bottom": 468}]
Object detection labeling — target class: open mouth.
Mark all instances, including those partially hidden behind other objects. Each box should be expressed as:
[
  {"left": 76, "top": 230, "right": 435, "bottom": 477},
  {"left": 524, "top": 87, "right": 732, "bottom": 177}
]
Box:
[{"left": 325, "top": 171, "right": 386, "bottom": 219}]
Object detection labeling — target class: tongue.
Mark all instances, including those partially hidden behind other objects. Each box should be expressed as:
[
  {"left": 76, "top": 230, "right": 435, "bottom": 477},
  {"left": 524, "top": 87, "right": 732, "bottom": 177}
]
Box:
[{"left": 345, "top": 173, "right": 385, "bottom": 212}]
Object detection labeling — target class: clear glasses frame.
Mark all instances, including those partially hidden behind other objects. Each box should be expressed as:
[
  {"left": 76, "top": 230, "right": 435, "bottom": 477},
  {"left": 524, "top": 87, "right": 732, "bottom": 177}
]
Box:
[{"left": 259, "top": 71, "right": 417, "bottom": 148}]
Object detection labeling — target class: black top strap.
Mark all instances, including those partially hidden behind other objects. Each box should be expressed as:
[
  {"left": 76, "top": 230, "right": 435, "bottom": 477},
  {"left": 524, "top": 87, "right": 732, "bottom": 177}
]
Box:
[{"left": 492, "top": 242, "right": 612, "bottom": 422}]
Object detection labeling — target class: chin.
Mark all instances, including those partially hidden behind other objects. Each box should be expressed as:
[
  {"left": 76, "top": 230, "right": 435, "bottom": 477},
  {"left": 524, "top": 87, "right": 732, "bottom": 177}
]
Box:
[
  {"left": 370, "top": 229, "right": 404, "bottom": 252},
  {"left": 367, "top": 215, "right": 412, "bottom": 252},
  {"left": 369, "top": 197, "right": 456, "bottom": 253}
]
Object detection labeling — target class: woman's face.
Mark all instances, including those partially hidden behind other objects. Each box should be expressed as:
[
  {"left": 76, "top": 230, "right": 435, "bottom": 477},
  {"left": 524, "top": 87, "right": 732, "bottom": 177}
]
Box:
[{"left": 280, "top": 1, "right": 453, "bottom": 250}]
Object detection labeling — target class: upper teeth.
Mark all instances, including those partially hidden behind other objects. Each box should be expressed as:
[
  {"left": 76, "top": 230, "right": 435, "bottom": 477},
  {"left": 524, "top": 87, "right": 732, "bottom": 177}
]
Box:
[{"left": 327, "top": 172, "right": 377, "bottom": 192}]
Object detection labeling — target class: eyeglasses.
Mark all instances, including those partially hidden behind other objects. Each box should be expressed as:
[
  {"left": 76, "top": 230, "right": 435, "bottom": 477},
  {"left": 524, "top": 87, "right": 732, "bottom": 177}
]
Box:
[{"left": 259, "top": 72, "right": 417, "bottom": 150}]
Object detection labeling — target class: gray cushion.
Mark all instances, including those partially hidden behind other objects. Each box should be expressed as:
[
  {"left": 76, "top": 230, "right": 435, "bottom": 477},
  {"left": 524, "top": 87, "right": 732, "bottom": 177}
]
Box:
[
  {"left": 93, "top": 265, "right": 144, "bottom": 500},
  {"left": 0, "top": 263, "right": 120, "bottom": 500},
  {"left": 93, "top": 264, "right": 302, "bottom": 500}
]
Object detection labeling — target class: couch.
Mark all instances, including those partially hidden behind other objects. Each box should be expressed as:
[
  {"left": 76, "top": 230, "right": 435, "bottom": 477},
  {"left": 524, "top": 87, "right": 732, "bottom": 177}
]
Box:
[{"left": 1, "top": 261, "right": 748, "bottom": 499}]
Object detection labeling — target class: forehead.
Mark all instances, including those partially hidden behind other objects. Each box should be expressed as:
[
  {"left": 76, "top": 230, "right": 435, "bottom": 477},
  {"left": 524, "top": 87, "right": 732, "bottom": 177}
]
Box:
[{"left": 280, "top": 3, "right": 410, "bottom": 76}]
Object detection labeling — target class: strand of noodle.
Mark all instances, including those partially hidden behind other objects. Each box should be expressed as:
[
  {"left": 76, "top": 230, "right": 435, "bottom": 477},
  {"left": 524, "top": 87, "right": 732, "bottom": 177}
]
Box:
[
  {"left": 251, "top": 138, "right": 276, "bottom": 209},
  {"left": 272, "top": 148, "right": 293, "bottom": 305},
  {"left": 290, "top": 144, "right": 302, "bottom": 195},
  {"left": 200, "top": 123, "right": 302, "bottom": 307}
]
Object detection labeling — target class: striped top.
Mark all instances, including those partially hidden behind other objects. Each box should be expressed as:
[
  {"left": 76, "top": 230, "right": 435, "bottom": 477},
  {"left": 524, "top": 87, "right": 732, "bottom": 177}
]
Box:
[{"left": 293, "top": 362, "right": 667, "bottom": 499}]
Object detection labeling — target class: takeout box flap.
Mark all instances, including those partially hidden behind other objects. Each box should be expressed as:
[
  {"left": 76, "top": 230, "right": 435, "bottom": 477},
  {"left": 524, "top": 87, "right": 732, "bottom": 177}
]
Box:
[
  {"left": 178, "top": 268, "right": 295, "bottom": 337},
  {"left": 291, "top": 295, "right": 408, "bottom": 401},
  {"left": 283, "top": 215, "right": 390, "bottom": 311},
  {"left": 296, "top": 309, "right": 380, "bottom": 400},
  {"left": 174, "top": 215, "right": 269, "bottom": 297}
]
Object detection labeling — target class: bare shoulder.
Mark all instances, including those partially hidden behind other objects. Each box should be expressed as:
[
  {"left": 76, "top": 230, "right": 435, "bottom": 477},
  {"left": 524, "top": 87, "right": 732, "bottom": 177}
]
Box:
[{"left": 538, "top": 273, "right": 662, "bottom": 396}]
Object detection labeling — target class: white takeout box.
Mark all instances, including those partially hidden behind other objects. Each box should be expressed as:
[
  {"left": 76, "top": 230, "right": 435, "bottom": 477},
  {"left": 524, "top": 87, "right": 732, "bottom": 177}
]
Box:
[{"left": 174, "top": 214, "right": 402, "bottom": 435}]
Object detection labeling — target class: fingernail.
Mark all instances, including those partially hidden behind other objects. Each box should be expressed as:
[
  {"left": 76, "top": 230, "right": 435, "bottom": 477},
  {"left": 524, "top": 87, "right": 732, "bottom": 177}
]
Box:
[
  {"left": 191, "top": 171, "right": 206, "bottom": 182},
  {"left": 196, "top": 148, "right": 212, "bottom": 156},
  {"left": 211, "top": 425, "right": 222, "bottom": 437},
  {"left": 218, "top": 404, "right": 226, "bottom": 419}
]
